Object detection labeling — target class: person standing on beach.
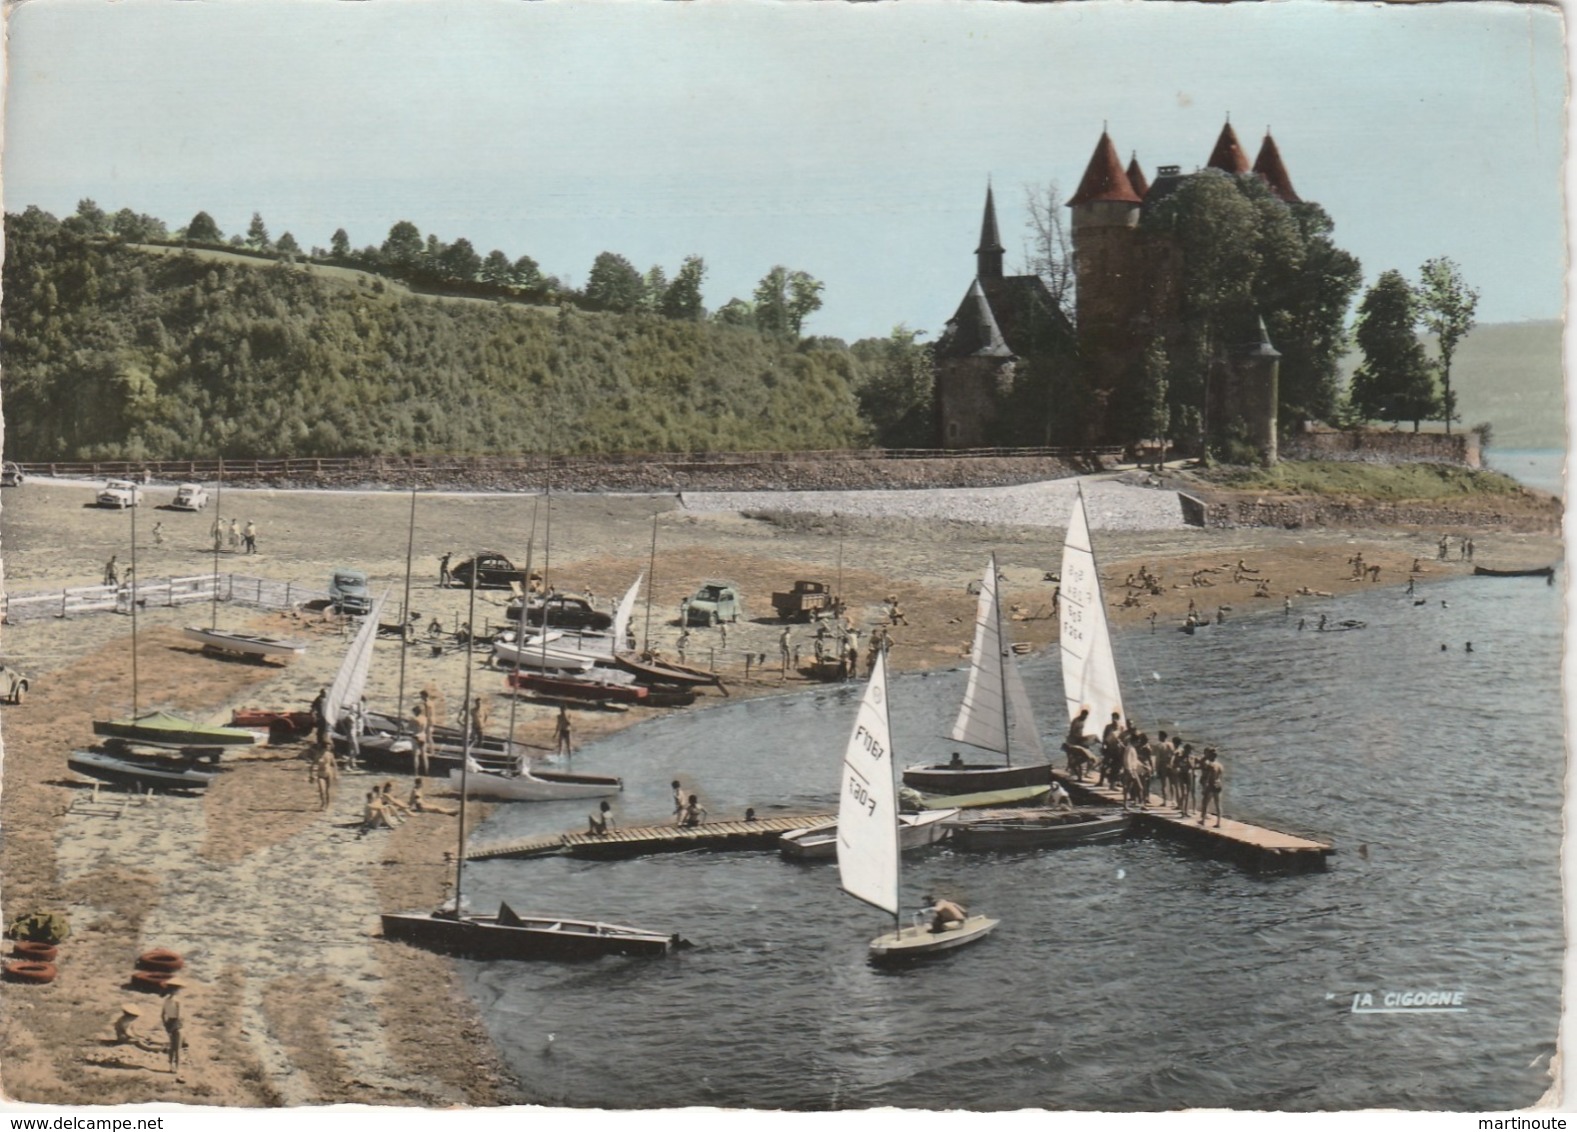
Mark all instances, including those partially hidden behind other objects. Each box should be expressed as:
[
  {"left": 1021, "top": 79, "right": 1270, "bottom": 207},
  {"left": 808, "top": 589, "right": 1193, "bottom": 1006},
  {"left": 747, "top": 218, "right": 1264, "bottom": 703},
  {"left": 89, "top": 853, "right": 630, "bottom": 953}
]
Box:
[
  {"left": 469, "top": 695, "right": 490, "bottom": 745},
  {"left": 308, "top": 741, "right": 336, "bottom": 810},
  {"left": 210, "top": 516, "right": 224, "bottom": 551},
  {"left": 439, "top": 553, "right": 452, "bottom": 587},
  {"left": 779, "top": 626, "right": 792, "bottom": 677},
  {"left": 243, "top": 520, "right": 257, "bottom": 554},
  {"left": 412, "top": 704, "right": 432, "bottom": 777},
  {"left": 228, "top": 518, "right": 240, "bottom": 550},
  {"left": 160, "top": 982, "right": 185, "bottom": 1080},
  {"left": 554, "top": 706, "right": 573, "bottom": 757},
  {"left": 1199, "top": 748, "right": 1224, "bottom": 828},
  {"left": 152, "top": 521, "right": 164, "bottom": 547}
]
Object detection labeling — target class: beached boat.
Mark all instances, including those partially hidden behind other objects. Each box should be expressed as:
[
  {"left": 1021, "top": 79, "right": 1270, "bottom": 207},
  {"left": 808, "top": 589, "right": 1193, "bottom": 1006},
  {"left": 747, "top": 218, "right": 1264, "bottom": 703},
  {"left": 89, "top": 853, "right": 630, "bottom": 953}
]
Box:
[
  {"left": 182, "top": 625, "right": 308, "bottom": 661},
  {"left": 943, "top": 807, "right": 1131, "bottom": 850},
  {"left": 93, "top": 709, "right": 261, "bottom": 749},
  {"left": 447, "top": 759, "right": 622, "bottom": 802},
  {"left": 506, "top": 670, "right": 649, "bottom": 706},
  {"left": 778, "top": 809, "right": 956, "bottom": 861},
  {"left": 491, "top": 635, "right": 598, "bottom": 674},
  {"left": 67, "top": 749, "right": 217, "bottom": 793},
  {"left": 383, "top": 561, "right": 684, "bottom": 960},
  {"left": 1472, "top": 564, "right": 1556, "bottom": 578},
  {"left": 612, "top": 652, "right": 727, "bottom": 692},
  {"left": 902, "top": 554, "right": 1051, "bottom": 795},
  {"left": 839, "top": 651, "right": 998, "bottom": 965}
]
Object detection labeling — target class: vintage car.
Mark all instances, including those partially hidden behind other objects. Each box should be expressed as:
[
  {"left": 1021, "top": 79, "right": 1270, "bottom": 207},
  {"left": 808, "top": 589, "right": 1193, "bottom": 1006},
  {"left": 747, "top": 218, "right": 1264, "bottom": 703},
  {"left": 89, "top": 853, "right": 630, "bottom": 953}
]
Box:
[
  {"left": 0, "top": 664, "right": 30, "bottom": 705},
  {"left": 513, "top": 593, "right": 614, "bottom": 632},
  {"left": 449, "top": 552, "right": 530, "bottom": 590},
  {"left": 685, "top": 582, "right": 743, "bottom": 626},
  {"left": 1, "top": 463, "right": 24, "bottom": 487},
  {"left": 170, "top": 483, "right": 210, "bottom": 511},
  {"left": 98, "top": 479, "right": 144, "bottom": 508},
  {"left": 328, "top": 568, "right": 373, "bottom": 616}
]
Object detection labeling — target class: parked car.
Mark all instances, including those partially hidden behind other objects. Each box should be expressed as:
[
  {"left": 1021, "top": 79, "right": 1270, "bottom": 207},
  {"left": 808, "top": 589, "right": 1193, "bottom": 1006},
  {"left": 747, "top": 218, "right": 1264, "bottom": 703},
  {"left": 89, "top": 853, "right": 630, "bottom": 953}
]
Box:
[
  {"left": 329, "top": 568, "right": 373, "bottom": 616},
  {"left": 685, "top": 582, "right": 743, "bottom": 626},
  {"left": 0, "top": 663, "right": 30, "bottom": 705},
  {"left": 515, "top": 593, "right": 613, "bottom": 632},
  {"left": 1, "top": 463, "right": 24, "bottom": 487},
  {"left": 450, "top": 552, "right": 530, "bottom": 590},
  {"left": 98, "top": 479, "right": 143, "bottom": 508},
  {"left": 170, "top": 483, "right": 210, "bottom": 511}
]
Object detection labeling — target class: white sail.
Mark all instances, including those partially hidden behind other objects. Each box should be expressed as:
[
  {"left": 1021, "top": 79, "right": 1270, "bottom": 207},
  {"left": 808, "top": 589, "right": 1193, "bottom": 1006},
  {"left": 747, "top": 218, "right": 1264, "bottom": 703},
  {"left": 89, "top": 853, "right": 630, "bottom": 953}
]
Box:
[
  {"left": 613, "top": 573, "right": 643, "bottom": 651},
  {"left": 1060, "top": 490, "right": 1125, "bottom": 732},
  {"left": 1003, "top": 652, "right": 1047, "bottom": 762},
  {"left": 950, "top": 556, "right": 1009, "bottom": 756},
  {"left": 837, "top": 650, "right": 900, "bottom": 917},
  {"left": 325, "top": 590, "right": 388, "bottom": 728}
]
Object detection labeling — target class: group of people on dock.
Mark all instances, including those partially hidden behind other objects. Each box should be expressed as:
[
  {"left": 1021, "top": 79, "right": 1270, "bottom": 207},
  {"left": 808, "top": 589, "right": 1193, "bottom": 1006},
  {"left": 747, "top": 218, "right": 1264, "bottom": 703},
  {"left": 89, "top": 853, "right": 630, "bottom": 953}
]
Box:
[{"left": 1062, "top": 709, "right": 1222, "bottom": 827}]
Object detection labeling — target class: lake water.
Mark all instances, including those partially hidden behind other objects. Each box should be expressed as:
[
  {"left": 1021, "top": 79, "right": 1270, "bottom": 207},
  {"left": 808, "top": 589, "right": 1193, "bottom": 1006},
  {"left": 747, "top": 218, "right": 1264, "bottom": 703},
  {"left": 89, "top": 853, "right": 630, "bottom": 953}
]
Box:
[
  {"left": 1483, "top": 446, "right": 1564, "bottom": 498},
  {"left": 453, "top": 570, "right": 1564, "bottom": 1111}
]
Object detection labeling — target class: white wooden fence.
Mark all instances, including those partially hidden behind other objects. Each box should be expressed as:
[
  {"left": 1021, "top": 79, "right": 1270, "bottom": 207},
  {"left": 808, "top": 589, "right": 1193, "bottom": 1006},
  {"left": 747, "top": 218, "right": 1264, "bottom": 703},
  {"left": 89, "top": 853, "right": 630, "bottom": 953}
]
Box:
[{"left": 2, "top": 574, "right": 331, "bottom": 625}]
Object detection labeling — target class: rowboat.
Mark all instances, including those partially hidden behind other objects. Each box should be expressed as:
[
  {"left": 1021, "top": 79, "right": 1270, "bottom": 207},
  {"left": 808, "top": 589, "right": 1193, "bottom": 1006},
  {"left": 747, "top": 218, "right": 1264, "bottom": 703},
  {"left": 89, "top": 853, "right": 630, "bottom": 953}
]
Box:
[
  {"left": 1472, "top": 564, "right": 1556, "bottom": 578},
  {"left": 902, "top": 554, "right": 1050, "bottom": 796},
  {"left": 943, "top": 807, "right": 1131, "bottom": 850},
  {"left": 183, "top": 625, "right": 308, "bottom": 661},
  {"left": 447, "top": 761, "right": 623, "bottom": 802},
  {"left": 506, "top": 670, "right": 649, "bottom": 706},
  {"left": 381, "top": 901, "right": 685, "bottom": 961},
  {"left": 93, "top": 710, "right": 262, "bottom": 749},
  {"left": 613, "top": 653, "right": 727, "bottom": 692},
  {"left": 778, "top": 809, "right": 957, "bottom": 861},
  {"left": 67, "top": 749, "right": 218, "bottom": 793}
]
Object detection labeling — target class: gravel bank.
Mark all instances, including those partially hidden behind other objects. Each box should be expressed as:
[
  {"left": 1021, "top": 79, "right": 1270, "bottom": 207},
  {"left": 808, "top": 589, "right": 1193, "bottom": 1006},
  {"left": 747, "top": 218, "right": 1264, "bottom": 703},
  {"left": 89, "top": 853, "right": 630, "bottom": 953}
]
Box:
[{"left": 681, "top": 474, "right": 1190, "bottom": 532}]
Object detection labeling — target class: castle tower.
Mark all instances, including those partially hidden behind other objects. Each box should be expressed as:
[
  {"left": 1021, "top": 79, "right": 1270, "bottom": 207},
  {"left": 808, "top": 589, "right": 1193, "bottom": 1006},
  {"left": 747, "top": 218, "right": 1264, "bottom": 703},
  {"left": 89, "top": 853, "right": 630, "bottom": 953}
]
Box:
[
  {"left": 1206, "top": 121, "right": 1252, "bottom": 175},
  {"left": 1125, "top": 154, "right": 1150, "bottom": 200},
  {"left": 1252, "top": 131, "right": 1301, "bottom": 203},
  {"left": 1068, "top": 130, "right": 1146, "bottom": 444},
  {"left": 1212, "top": 313, "right": 1281, "bottom": 466},
  {"left": 975, "top": 184, "right": 1005, "bottom": 281}
]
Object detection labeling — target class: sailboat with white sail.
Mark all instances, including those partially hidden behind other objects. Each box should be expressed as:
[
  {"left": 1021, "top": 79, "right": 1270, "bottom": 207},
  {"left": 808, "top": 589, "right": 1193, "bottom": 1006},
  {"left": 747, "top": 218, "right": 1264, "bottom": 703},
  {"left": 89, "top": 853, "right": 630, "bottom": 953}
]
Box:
[
  {"left": 1059, "top": 485, "right": 1126, "bottom": 755},
  {"left": 839, "top": 650, "right": 998, "bottom": 963},
  {"left": 901, "top": 553, "right": 1050, "bottom": 794}
]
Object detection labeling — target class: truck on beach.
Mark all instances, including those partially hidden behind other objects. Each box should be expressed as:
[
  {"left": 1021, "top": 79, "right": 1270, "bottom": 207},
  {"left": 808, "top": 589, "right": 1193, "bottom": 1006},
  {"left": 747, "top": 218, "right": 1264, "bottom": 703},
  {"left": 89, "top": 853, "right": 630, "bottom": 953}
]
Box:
[{"left": 771, "top": 580, "right": 833, "bottom": 622}]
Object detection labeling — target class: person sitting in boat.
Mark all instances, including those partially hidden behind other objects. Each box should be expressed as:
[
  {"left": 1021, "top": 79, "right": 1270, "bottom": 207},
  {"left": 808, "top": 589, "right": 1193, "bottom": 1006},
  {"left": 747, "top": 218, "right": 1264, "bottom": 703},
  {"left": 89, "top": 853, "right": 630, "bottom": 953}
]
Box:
[
  {"left": 948, "top": 752, "right": 965, "bottom": 769},
  {"left": 924, "top": 894, "right": 967, "bottom": 934},
  {"left": 588, "top": 800, "right": 615, "bottom": 836},
  {"left": 408, "top": 778, "right": 456, "bottom": 816},
  {"left": 680, "top": 794, "right": 708, "bottom": 827}
]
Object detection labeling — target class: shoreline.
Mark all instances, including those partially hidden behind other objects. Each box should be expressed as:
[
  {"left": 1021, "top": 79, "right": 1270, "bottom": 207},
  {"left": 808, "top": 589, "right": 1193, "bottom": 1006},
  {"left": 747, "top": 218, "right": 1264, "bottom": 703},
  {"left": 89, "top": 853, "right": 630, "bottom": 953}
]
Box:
[{"left": 0, "top": 479, "right": 1560, "bottom": 1108}]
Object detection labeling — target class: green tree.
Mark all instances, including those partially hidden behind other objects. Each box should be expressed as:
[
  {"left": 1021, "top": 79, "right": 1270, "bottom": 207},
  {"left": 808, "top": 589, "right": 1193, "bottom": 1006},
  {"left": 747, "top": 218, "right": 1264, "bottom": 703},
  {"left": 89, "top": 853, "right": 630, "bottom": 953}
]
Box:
[
  {"left": 276, "top": 231, "right": 301, "bottom": 256},
  {"left": 713, "top": 298, "right": 755, "bottom": 328},
  {"left": 70, "top": 198, "right": 110, "bottom": 235},
  {"left": 480, "top": 249, "right": 514, "bottom": 286},
  {"left": 661, "top": 254, "right": 707, "bottom": 321},
  {"left": 851, "top": 325, "right": 932, "bottom": 446},
  {"left": 381, "top": 220, "right": 423, "bottom": 270},
  {"left": 330, "top": 228, "right": 352, "bottom": 258},
  {"left": 1135, "top": 338, "right": 1170, "bottom": 463},
  {"left": 1351, "top": 269, "right": 1439, "bottom": 432},
  {"left": 110, "top": 208, "right": 167, "bottom": 243},
  {"left": 512, "top": 255, "right": 544, "bottom": 290},
  {"left": 246, "top": 212, "right": 272, "bottom": 250},
  {"left": 440, "top": 237, "right": 481, "bottom": 282},
  {"left": 1415, "top": 256, "right": 1479, "bottom": 435},
  {"left": 185, "top": 211, "right": 223, "bottom": 244},
  {"left": 1268, "top": 203, "right": 1362, "bottom": 425},
  {"left": 642, "top": 265, "right": 668, "bottom": 311},
  {"left": 583, "top": 251, "right": 645, "bottom": 313},
  {"left": 753, "top": 266, "right": 824, "bottom": 338}
]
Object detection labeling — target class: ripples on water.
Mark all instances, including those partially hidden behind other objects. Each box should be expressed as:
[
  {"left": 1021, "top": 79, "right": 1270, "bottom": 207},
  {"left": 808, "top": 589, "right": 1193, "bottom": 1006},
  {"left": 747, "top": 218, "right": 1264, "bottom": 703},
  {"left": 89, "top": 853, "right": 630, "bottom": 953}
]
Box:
[{"left": 460, "top": 574, "right": 1563, "bottom": 1110}]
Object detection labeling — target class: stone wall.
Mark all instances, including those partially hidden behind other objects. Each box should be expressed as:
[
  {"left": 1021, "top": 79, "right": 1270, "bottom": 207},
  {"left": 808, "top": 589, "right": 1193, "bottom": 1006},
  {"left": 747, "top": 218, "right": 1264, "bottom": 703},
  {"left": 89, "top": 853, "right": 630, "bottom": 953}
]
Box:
[
  {"left": 1280, "top": 429, "right": 1480, "bottom": 468},
  {"left": 1201, "top": 495, "right": 1559, "bottom": 533}
]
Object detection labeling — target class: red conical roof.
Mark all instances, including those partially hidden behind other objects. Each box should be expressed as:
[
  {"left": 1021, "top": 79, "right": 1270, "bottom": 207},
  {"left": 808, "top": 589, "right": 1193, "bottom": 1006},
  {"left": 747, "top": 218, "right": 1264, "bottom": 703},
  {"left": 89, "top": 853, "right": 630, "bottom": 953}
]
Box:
[
  {"left": 1252, "top": 132, "right": 1301, "bottom": 203},
  {"left": 1125, "top": 155, "right": 1150, "bottom": 200},
  {"left": 1068, "top": 131, "right": 1141, "bottom": 206},
  {"left": 1207, "top": 121, "right": 1251, "bottom": 175}
]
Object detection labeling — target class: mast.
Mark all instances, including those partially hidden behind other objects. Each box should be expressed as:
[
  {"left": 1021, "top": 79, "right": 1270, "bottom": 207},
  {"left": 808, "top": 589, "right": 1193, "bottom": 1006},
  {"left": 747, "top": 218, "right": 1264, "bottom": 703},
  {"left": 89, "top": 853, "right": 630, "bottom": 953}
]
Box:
[
  {"left": 991, "top": 552, "right": 1011, "bottom": 766},
  {"left": 210, "top": 469, "right": 223, "bottom": 630},
  {"left": 130, "top": 501, "right": 139, "bottom": 719},
  {"left": 395, "top": 489, "right": 417, "bottom": 731},
  {"left": 883, "top": 651, "right": 901, "bottom": 936},
  {"left": 504, "top": 501, "right": 538, "bottom": 751},
  {"left": 642, "top": 514, "right": 657, "bottom": 655},
  {"left": 452, "top": 559, "right": 478, "bottom": 913}
]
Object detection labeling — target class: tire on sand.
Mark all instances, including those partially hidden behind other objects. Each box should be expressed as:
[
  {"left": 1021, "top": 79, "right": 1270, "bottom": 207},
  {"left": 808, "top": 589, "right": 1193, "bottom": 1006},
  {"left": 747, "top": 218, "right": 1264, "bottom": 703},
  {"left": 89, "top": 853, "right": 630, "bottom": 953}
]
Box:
[{"left": 4, "top": 960, "right": 57, "bottom": 985}]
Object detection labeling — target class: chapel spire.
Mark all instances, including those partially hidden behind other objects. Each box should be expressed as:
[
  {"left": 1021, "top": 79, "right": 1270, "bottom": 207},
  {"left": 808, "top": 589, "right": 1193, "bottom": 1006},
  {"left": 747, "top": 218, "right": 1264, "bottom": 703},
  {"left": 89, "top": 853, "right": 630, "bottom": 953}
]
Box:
[{"left": 976, "top": 182, "right": 1005, "bottom": 281}]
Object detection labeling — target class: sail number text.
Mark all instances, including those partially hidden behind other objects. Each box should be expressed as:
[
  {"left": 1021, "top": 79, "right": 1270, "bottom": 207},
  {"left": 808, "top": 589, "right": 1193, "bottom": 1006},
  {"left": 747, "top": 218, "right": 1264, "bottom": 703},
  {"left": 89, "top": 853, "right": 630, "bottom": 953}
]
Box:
[{"left": 846, "top": 774, "right": 878, "bottom": 817}]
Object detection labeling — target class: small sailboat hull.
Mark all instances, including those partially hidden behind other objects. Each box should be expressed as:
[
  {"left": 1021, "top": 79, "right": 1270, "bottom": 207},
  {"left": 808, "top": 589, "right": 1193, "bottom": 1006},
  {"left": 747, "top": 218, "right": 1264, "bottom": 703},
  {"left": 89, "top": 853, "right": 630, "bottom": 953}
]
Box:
[
  {"left": 944, "top": 809, "right": 1131, "bottom": 850},
  {"left": 1472, "top": 565, "right": 1556, "bottom": 578},
  {"left": 506, "top": 671, "right": 648, "bottom": 705},
  {"left": 613, "top": 653, "right": 726, "bottom": 691},
  {"left": 912, "top": 784, "right": 1051, "bottom": 810},
  {"left": 446, "top": 766, "right": 622, "bottom": 802},
  {"left": 900, "top": 762, "right": 1053, "bottom": 795},
  {"left": 869, "top": 914, "right": 999, "bottom": 964},
  {"left": 183, "top": 626, "right": 308, "bottom": 660},
  {"left": 92, "top": 711, "right": 262, "bottom": 748},
  {"left": 68, "top": 749, "right": 217, "bottom": 793},
  {"left": 381, "top": 903, "right": 682, "bottom": 960},
  {"left": 780, "top": 810, "right": 957, "bottom": 861}
]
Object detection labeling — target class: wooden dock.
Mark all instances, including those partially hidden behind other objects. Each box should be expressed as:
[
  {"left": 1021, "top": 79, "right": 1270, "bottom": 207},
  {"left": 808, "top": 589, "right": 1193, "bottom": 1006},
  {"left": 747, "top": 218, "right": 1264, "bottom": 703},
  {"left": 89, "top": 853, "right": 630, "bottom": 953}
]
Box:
[
  {"left": 467, "top": 812, "right": 832, "bottom": 862},
  {"left": 1052, "top": 771, "right": 1334, "bottom": 873}
]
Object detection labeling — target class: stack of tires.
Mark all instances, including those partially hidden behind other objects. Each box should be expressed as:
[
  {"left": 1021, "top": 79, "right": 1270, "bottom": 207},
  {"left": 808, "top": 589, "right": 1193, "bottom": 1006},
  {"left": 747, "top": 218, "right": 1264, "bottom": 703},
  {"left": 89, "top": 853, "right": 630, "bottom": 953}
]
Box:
[
  {"left": 130, "top": 948, "right": 184, "bottom": 992},
  {"left": 4, "top": 911, "right": 68, "bottom": 986}
]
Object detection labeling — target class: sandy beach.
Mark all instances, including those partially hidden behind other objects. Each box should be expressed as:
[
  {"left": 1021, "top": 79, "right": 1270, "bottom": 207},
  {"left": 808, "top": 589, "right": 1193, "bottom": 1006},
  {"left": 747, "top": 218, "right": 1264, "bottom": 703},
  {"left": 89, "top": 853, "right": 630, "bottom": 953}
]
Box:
[{"left": 0, "top": 471, "right": 1560, "bottom": 1106}]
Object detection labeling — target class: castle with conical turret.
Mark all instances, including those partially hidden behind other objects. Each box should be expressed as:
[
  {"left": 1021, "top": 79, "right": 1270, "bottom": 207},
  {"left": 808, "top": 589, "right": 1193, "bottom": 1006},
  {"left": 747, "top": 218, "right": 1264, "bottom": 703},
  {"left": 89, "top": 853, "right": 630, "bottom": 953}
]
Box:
[{"left": 935, "top": 121, "right": 1299, "bottom": 463}]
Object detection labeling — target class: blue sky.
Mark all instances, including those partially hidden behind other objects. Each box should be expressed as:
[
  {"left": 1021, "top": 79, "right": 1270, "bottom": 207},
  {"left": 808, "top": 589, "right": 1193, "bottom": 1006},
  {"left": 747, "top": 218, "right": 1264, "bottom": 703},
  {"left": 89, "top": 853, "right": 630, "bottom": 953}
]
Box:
[{"left": 3, "top": 1, "right": 1567, "bottom": 343}]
